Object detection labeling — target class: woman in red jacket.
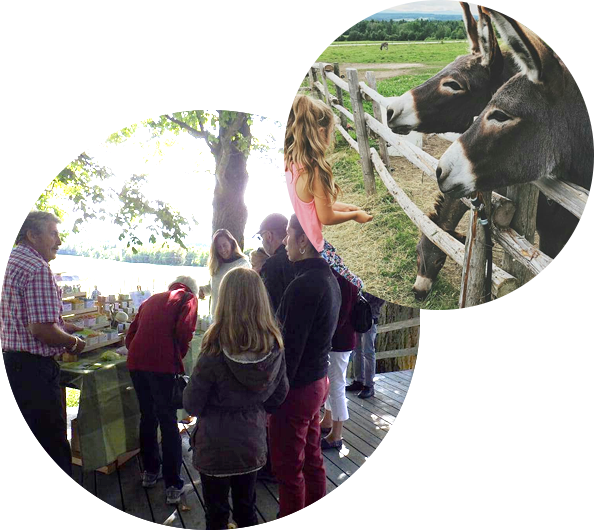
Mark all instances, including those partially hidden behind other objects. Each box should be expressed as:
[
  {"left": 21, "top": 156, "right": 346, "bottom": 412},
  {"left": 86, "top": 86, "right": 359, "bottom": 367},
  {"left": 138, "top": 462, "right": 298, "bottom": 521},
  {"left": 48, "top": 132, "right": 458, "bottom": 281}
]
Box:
[{"left": 125, "top": 276, "right": 198, "bottom": 505}]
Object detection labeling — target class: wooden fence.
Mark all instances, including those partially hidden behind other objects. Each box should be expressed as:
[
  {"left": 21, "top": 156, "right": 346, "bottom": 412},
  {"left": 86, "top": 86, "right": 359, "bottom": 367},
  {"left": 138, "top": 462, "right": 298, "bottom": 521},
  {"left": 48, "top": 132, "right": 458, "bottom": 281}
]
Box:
[{"left": 307, "top": 62, "right": 590, "bottom": 307}]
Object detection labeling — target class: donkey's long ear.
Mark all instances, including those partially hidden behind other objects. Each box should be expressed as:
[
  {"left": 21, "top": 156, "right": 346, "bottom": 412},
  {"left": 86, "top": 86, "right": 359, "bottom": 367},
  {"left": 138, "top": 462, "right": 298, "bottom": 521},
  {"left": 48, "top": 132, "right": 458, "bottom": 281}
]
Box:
[
  {"left": 486, "top": 9, "right": 561, "bottom": 84},
  {"left": 477, "top": 7, "right": 501, "bottom": 68},
  {"left": 460, "top": 2, "right": 480, "bottom": 54}
]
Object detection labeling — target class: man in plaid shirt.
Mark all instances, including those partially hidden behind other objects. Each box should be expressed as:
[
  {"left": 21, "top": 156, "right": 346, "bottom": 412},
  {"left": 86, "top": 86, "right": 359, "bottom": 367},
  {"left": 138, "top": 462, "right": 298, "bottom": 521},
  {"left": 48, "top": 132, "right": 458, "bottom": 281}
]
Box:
[{"left": 1, "top": 211, "right": 86, "bottom": 475}]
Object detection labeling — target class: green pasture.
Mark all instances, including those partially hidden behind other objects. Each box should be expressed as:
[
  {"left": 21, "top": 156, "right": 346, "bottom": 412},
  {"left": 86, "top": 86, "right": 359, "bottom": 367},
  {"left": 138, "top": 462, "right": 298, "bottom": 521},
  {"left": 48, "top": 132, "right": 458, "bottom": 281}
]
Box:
[{"left": 318, "top": 40, "right": 468, "bottom": 67}]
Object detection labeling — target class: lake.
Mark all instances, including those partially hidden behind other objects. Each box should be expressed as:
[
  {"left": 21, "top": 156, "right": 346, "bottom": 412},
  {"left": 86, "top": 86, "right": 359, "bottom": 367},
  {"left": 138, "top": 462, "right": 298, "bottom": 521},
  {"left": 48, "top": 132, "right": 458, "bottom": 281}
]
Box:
[{"left": 52, "top": 254, "right": 212, "bottom": 316}]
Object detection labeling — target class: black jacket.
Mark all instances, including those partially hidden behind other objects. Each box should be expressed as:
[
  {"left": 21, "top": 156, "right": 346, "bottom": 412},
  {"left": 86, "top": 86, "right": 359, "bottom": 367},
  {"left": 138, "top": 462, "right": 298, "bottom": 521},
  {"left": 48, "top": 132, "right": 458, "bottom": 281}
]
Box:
[
  {"left": 276, "top": 257, "right": 341, "bottom": 388},
  {"left": 260, "top": 244, "right": 295, "bottom": 313},
  {"left": 183, "top": 344, "right": 288, "bottom": 476}
]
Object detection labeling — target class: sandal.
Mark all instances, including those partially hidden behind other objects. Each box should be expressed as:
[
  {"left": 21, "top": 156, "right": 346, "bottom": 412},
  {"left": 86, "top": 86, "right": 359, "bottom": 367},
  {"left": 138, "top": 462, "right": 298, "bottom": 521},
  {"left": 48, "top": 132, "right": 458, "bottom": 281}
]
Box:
[{"left": 321, "top": 437, "right": 343, "bottom": 450}]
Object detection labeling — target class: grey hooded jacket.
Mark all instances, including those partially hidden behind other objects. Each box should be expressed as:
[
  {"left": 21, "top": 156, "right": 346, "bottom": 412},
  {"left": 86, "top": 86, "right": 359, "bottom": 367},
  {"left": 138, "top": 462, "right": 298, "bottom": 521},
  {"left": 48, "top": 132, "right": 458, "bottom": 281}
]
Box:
[{"left": 183, "top": 344, "right": 288, "bottom": 476}]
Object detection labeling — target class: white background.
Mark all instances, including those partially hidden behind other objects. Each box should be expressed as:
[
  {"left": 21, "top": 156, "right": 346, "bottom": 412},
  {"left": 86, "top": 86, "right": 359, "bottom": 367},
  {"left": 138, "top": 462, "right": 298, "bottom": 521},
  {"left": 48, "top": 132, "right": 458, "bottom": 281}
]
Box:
[{"left": 0, "top": 0, "right": 594, "bottom": 530}]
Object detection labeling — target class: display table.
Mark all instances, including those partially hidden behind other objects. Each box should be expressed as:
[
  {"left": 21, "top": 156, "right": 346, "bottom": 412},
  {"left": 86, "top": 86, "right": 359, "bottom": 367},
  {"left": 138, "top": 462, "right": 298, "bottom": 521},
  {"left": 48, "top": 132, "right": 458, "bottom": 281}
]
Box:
[{"left": 59, "top": 332, "right": 203, "bottom": 472}]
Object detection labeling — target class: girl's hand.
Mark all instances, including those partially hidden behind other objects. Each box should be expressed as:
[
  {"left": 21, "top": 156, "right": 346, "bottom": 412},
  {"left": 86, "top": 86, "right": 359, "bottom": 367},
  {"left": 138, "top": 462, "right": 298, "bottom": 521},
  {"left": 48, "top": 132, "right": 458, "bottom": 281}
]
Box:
[
  {"left": 344, "top": 204, "right": 361, "bottom": 212},
  {"left": 354, "top": 211, "right": 373, "bottom": 223}
]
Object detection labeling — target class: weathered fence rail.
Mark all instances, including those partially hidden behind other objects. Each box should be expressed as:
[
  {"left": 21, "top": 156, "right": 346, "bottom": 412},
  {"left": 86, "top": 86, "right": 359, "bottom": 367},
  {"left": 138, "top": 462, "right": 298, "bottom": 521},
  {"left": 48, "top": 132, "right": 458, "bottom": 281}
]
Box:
[{"left": 309, "top": 61, "right": 589, "bottom": 307}]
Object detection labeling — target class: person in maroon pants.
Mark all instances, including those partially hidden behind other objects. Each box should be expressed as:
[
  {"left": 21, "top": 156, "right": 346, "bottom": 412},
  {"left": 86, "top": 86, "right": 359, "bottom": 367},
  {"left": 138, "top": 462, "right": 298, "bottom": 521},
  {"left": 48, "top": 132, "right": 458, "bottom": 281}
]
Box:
[{"left": 270, "top": 214, "right": 340, "bottom": 518}]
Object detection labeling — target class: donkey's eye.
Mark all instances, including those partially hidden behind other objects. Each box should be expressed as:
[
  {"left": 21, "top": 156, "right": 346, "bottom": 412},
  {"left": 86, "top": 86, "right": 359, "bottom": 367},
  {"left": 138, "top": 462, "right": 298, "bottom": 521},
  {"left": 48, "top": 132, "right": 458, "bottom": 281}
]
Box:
[
  {"left": 488, "top": 110, "right": 512, "bottom": 123},
  {"left": 443, "top": 80, "right": 463, "bottom": 91}
]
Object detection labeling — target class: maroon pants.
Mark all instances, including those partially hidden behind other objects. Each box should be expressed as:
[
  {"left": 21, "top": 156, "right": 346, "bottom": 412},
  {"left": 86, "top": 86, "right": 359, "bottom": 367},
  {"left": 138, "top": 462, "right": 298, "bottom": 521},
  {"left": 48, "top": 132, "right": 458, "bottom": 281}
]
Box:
[{"left": 269, "top": 376, "right": 329, "bottom": 518}]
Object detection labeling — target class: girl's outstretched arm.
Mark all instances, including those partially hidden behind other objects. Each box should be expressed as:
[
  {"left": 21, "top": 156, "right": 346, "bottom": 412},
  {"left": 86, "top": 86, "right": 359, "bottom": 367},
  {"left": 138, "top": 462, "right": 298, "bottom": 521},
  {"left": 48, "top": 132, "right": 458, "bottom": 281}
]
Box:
[
  {"left": 313, "top": 178, "right": 373, "bottom": 225},
  {"left": 333, "top": 202, "right": 361, "bottom": 212}
]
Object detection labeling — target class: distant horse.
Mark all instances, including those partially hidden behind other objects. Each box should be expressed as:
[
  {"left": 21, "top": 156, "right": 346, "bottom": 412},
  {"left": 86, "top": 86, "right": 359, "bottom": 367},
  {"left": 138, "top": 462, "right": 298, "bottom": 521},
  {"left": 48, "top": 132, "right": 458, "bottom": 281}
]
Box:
[
  {"left": 437, "top": 9, "right": 593, "bottom": 258},
  {"left": 380, "top": 42, "right": 389, "bottom": 51}
]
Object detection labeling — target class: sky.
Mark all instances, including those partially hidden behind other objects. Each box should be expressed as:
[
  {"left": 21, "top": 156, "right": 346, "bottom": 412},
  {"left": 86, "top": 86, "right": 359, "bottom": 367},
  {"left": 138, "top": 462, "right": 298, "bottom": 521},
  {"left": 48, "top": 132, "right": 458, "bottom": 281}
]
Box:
[
  {"left": 57, "top": 113, "right": 293, "bottom": 251},
  {"left": 286, "top": 0, "right": 546, "bottom": 15}
]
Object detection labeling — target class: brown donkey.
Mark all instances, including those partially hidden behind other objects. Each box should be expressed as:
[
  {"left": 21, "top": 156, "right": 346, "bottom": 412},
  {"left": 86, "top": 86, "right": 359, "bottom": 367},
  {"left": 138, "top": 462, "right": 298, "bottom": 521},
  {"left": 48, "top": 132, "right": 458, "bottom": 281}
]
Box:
[
  {"left": 387, "top": 3, "right": 517, "bottom": 135},
  {"left": 386, "top": 4, "right": 518, "bottom": 300},
  {"left": 437, "top": 9, "right": 593, "bottom": 259}
]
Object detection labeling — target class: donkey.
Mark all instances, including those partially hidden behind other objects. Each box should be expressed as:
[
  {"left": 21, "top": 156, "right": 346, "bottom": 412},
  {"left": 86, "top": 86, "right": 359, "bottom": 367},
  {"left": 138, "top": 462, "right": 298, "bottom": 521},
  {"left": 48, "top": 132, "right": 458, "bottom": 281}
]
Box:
[
  {"left": 386, "top": 3, "right": 518, "bottom": 135},
  {"left": 385, "top": 4, "right": 519, "bottom": 300},
  {"left": 380, "top": 42, "right": 389, "bottom": 51},
  {"left": 437, "top": 9, "right": 593, "bottom": 259},
  {"left": 414, "top": 194, "right": 468, "bottom": 299}
]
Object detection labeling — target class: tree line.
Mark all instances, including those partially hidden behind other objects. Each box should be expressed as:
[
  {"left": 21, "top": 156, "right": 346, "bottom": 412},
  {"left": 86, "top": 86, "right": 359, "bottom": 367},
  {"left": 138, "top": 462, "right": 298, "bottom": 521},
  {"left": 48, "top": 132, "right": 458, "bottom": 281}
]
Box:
[
  {"left": 58, "top": 243, "right": 209, "bottom": 267},
  {"left": 283, "top": 0, "right": 594, "bottom": 42}
]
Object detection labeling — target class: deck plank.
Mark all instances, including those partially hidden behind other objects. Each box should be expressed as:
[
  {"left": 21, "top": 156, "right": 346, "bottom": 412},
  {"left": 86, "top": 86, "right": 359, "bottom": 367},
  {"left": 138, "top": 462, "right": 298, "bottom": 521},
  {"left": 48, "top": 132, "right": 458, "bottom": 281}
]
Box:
[
  {"left": 116, "top": 456, "right": 155, "bottom": 530},
  {"left": 0, "top": 370, "right": 421, "bottom": 530},
  {"left": 375, "top": 383, "right": 421, "bottom": 412},
  {"left": 343, "top": 421, "right": 421, "bottom": 478},
  {"left": 345, "top": 402, "right": 421, "bottom": 464},
  {"left": 375, "top": 379, "right": 421, "bottom": 405},
  {"left": 347, "top": 390, "right": 421, "bottom": 440},
  {"left": 324, "top": 451, "right": 421, "bottom": 530},
  {"left": 325, "top": 436, "right": 422, "bottom": 514},
  {"left": 95, "top": 461, "right": 126, "bottom": 530}
]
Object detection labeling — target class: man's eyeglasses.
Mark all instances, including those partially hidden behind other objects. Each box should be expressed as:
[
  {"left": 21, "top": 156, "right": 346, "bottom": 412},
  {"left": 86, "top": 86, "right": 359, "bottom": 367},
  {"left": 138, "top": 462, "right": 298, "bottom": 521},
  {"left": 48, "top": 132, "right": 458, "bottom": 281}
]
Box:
[{"left": 256, "top": 230, "right": 270, "bottom": 242}]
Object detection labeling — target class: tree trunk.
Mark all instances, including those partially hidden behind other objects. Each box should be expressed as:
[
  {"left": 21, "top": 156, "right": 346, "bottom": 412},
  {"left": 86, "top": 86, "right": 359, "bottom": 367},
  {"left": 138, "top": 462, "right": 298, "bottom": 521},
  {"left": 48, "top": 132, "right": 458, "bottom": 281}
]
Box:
[{"left": 211, "top": 113, "right": 251, "bottom": 249}]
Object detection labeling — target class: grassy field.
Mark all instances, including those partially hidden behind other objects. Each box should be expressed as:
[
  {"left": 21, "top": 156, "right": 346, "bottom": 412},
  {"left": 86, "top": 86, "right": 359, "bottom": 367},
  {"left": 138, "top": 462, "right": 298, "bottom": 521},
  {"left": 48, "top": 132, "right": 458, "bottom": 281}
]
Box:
[
  {"left": 318, "top": 40, "right": 468, "bottom": 66},
  {"left": 311, "top": 41, "right": 470, "bottom": 309}
]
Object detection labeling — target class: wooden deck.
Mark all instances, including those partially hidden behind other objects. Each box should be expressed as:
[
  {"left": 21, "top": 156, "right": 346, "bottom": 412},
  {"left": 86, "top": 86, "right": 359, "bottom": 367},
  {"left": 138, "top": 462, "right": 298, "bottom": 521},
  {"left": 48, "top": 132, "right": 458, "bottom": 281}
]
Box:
[{"left": 0, "top": 370, "right": 421, "bottom": 530}]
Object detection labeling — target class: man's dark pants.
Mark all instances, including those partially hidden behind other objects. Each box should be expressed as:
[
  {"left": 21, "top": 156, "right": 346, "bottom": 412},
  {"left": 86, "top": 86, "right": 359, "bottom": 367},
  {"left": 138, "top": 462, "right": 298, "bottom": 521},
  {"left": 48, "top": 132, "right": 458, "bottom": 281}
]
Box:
[
  {"left": 0, "top": 352, "right": 74, "bottom": 513},
  {"left": 129, "top": 370, "right": 184, "bottom": 489}
]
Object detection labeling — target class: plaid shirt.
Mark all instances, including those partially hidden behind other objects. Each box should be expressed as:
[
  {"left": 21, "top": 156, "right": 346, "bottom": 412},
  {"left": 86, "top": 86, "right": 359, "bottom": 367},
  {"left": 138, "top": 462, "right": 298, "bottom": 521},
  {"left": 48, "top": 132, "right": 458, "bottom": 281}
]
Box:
[{"left": 0, "top": 244, "right": 65, "bottom": 356}]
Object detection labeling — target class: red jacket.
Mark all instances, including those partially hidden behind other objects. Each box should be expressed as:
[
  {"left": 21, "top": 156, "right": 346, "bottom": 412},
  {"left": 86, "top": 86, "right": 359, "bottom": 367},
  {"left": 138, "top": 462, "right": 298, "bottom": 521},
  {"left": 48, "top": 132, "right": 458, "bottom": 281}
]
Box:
[
  {"left": 126, "top": 283, "right": 198, "bottom": 374},
  {"left": 331, "top": 271, "right": 358, "bottom": 352}
]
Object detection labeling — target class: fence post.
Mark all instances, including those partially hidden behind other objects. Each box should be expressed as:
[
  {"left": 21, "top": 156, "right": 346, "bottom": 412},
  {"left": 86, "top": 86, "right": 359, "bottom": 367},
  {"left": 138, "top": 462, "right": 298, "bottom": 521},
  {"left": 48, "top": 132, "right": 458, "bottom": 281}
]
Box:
[
  {"left": 320, "top": 64, "right": 331, "bottom": 105},
  {"left": 305, "top": 50, "right": 317, "bottom": 94},
  {"left": 459, "top": 191, "right": 492, "bottom": 307},
  {"left": 501, "top": 184, "right": 539, "bottom": 286},
  {"left": 365, "top": 71, "right": 390, "bottom": 169},
  {"left": 334, "top": 63, "right": 348, "bottom": 130},
  {"left": 346, "top": 68, "right": 376, "bottom": 195}
]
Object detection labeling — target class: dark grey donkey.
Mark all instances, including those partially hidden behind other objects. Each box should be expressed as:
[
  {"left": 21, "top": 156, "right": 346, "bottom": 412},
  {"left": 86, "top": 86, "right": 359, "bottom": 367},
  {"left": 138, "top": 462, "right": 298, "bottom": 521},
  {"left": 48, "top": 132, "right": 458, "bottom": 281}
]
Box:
[
  {"left": 388, "top": 3, "right": 518, "bottom": 300},
  {"left": 437, "top": 8, "right": 593, "bottom": 258}
]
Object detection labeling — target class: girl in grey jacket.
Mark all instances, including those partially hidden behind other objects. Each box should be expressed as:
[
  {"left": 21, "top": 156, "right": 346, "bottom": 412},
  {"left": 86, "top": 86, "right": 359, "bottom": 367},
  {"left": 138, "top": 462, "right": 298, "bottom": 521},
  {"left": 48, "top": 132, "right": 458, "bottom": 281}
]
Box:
[{"left": 183, "top": 267, "right": 288, "bottom": 530}]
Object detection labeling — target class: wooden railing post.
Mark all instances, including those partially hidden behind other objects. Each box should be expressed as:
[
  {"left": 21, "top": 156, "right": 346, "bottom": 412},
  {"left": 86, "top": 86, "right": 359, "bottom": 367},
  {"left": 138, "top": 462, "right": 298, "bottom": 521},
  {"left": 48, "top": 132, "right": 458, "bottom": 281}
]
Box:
[
  {"left": 308, "top": 67, "right": 316, "bottom": 92},
  {"left": 459, "top": 191, "right": 492, "bottom": 307},
  {"left": 334, "top": 63, "right": 348, "bottom": 130},
  {"left": 502, "top": 184, "right": 540, "bottom": 285},
  {"left": 346, "top": 68, "right": 376, "bottom": 195},
  {"left": 365, "top": 71, "right": 390, "bottom": 169},
  {"left": 320, "top": 64, "right": 331, "bottom": 105}
]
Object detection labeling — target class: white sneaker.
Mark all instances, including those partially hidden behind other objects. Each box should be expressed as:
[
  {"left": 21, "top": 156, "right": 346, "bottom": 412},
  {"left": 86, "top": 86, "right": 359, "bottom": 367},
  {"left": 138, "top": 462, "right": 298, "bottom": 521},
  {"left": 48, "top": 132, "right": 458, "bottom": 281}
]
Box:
[
  {"left": 166, "top": 485, "right": 184, "bottom": 505},
  {"left": 141, "top": 467, "right": 163, "bottom": 488}
]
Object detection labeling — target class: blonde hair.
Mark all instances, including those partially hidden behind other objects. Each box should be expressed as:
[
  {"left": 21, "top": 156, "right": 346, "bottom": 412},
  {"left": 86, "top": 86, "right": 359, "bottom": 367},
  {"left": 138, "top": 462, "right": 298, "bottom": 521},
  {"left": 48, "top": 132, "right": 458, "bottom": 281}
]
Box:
[
  {"left": 284, "top": 95, "right": 340, "bottom": 204},
  {"left": 208, "top": 229, "right": 246, "bottom": 277},
  {"left": 201, "top": 268, "right": 284, "bottom": 356}
]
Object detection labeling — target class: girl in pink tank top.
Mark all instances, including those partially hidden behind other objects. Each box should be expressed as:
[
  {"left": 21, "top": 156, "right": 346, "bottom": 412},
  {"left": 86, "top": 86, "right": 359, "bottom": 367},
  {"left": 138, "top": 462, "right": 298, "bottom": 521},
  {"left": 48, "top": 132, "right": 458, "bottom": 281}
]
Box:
[{"left": 285, "top": 95, "right": 373, "bottom": 290}]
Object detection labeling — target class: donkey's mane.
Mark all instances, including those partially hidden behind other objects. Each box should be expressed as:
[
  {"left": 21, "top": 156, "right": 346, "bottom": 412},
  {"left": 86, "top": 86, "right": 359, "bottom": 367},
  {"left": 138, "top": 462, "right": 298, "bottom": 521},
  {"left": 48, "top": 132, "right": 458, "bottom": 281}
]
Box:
[
  {"left": 559, "top": 36, "right": 594, "bottom": 81},
  {"left": 428, "top": 193, "right": 446, "bottom": 223}
]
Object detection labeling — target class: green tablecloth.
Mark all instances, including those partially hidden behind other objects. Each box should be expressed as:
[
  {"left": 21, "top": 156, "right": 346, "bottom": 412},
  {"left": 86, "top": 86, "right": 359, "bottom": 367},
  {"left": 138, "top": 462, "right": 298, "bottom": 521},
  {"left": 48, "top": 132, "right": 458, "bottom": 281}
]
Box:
[{"left": 59, "top": 333, "right": 202, "bottom": 472}]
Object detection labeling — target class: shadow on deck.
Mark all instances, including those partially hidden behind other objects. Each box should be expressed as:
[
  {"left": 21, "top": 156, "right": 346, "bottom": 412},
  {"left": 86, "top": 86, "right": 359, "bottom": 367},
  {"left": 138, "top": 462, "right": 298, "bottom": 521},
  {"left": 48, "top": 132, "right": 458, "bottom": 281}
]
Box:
[{"left": 0, "top": 370, "right": 421, "bottom": 530}]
